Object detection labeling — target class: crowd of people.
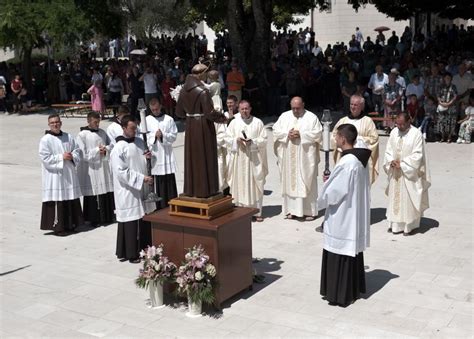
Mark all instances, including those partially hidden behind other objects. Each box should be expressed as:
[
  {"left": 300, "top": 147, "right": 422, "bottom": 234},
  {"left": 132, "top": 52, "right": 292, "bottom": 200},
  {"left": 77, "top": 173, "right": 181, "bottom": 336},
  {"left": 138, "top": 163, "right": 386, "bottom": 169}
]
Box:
[{"left": 1, "top": 24, "right": 473, "bottom": 142}]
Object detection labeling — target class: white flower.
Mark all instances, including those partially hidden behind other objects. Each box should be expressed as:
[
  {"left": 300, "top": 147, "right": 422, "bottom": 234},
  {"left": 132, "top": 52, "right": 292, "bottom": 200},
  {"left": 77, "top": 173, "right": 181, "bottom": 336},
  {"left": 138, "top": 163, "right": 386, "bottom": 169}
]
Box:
[
  {"left": 205, "top": 264, "right": 216, "bottom": 277},
  {"left": 139, "top": 250, "right": 146, "bottom": 258},
  {"left": 194, "top": 271, "right": 204, "bottom": 281}
]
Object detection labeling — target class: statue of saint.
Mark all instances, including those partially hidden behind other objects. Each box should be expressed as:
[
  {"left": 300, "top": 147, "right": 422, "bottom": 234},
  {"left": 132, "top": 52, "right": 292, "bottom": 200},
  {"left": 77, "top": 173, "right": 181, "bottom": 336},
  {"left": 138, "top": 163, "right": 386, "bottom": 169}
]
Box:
[{"left": 175, "top": 63, "right": 227, "bottom": 198}]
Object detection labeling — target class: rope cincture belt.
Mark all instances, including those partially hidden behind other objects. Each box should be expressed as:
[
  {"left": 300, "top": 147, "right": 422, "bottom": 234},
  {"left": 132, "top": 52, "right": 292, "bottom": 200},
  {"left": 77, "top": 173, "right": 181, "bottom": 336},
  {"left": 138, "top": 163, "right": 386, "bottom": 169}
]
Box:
[{"left": 186, "top": 113, "right": 205, "bottom": 119}]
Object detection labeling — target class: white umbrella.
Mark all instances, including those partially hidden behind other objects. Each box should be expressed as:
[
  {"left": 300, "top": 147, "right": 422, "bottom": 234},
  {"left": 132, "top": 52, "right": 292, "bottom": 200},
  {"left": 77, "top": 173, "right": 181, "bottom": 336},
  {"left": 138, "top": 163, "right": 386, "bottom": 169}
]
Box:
[{"left": 130, "top": 49, "right": 147, "bottom": 55}]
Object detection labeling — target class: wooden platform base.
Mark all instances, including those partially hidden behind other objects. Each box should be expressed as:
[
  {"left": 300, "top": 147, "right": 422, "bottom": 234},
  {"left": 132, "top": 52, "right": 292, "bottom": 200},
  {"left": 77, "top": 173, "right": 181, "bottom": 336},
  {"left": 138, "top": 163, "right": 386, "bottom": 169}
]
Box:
[{"left": 168, "top": 195, "right": 234, "bottom": 220}]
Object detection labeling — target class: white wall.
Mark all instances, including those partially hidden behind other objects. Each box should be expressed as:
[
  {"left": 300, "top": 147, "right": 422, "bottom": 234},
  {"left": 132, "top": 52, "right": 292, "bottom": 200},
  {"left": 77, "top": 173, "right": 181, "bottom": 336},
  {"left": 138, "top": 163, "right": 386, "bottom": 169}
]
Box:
[
  {"left": 287, "top": 0, "right": 409, "bottom": 49},
  {"left": 0, "top": 47, "right": 15, "bottom": 62}
]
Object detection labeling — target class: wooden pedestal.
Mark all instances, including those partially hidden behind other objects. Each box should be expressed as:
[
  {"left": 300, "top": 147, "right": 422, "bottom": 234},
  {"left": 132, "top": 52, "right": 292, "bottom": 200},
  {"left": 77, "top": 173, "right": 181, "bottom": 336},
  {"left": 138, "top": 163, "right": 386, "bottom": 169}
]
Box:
[
  {"left": 144, "top": 207, "right": 258, "bottom": 309},
  {"left": 168, "top": 195, "right": 234, "bottom": 220}
]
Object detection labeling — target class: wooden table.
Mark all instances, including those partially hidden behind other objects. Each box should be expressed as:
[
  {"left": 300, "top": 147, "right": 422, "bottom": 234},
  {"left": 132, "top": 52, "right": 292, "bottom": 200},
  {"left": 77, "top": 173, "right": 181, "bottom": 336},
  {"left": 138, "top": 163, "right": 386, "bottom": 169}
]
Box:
[{"left": 144, "top": 207, "right": 258, "bottom": 308}]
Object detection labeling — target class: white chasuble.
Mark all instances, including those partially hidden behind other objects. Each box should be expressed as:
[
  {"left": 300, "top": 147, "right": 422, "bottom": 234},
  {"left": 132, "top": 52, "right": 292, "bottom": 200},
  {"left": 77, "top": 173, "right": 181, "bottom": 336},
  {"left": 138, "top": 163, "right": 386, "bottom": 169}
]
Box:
[
  {"left": 225, "top": 116, "right": 268, "bottom": 213},
  {"left": 384, "top": 126, "right": 431, "bottom": 233},
  {"left": 332, "top": 116, "right": 379, "bottom": 185},
  {"left": 39, "top": 132, "right": 82, "bottom": 202},
  {"left": 110, "top": 138, "right": 155, "bottom": 222},
  {"left": 144, "top": 114, "right": 178, "bottom": 176},
  {"left": 76, "top": 128, "right": 113, "bottom": 196},
  {"left": 273, "top": 110, "right": 322, "bottom": 217}
]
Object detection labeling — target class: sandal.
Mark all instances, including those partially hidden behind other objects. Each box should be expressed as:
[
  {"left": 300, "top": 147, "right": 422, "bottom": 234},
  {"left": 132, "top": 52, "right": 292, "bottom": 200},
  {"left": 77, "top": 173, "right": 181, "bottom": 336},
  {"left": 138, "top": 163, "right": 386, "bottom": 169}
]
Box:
[
  {"left": 305, "top": 216, "right": 316, "bottom": 221},
  {"left": 284, "top": 214, "right": 294, "bottom": 219}
]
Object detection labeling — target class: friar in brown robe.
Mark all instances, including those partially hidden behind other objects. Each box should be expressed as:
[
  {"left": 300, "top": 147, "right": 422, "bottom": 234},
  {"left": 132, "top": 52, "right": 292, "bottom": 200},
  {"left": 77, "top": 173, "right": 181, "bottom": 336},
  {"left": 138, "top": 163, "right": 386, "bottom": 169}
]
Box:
[{"left": 175, "top": 64, "right": 227, "bottom": 198}]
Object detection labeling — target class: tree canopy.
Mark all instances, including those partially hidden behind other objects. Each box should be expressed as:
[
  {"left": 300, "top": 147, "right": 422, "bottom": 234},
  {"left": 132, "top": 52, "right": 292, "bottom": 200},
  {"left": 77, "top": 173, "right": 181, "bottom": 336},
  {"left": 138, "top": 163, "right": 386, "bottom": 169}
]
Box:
[{"left": 348, "top": 0, "right": 474, "bottom": 20}]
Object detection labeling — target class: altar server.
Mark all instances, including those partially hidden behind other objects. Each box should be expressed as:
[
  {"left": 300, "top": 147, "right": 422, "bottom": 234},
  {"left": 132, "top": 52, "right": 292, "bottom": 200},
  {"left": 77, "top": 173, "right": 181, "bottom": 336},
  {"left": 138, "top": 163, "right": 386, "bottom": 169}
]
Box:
[
  {"left": 273, "top": 97, "right": 322, "bottom": 220},
  {"left": 76, "top": 112, "right": 115, "bottom": 226},
  {"left": 143, "top": 98, "right": 178, "bottom": 209},
  {"left": 106, "top": 105, "right": 130, "bottom": 146},
  {"left": 225, "top": 100, "right": 268, "bottom": 221},
  {"left": 384, "top": 112, "right": 431, "bottom": 235},
  {"left": 318, "top": 124, "right": 371, "bottom": 307},
  {"left": 110, "top": 115, "right": 155, "bottom": 262},
  {"left": 39, "top": 114, "right": 83, "bottom": 235}
]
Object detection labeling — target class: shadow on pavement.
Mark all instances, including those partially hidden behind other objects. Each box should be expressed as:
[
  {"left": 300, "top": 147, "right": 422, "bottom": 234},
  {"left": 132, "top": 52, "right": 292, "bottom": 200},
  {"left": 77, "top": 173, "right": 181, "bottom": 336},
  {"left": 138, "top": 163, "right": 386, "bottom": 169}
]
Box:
[
  {"left": 370, "top": 207, "right": 387, "bottom": 225},
  {"left": 262, "top": 205, "right": 282, "bottom": 218},
  {"left": 412, "top": 217, "right": 439, "bottom": 235},
  {"left": 208, "top": 257, "right": 284, "bottom": 316},
  {"left": 362, "top": 269, "right": 399, "bottom": 299},
  {"left": 0, "top": 265, "right": 32, "bottom": 276}
]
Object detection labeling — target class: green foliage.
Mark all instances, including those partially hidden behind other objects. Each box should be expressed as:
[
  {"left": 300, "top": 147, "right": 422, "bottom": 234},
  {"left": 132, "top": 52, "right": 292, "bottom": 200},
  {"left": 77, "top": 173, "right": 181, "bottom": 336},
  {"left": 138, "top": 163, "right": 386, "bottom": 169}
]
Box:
[
  {"left": 188, "top": 283, "right": 215, "bottom": 304},
  {"left": 122, "top": 0, "right": 195, "bottom": 41},
  {"left": 346, "top": 0, "right": 474, "bottom": 20},
  {"left": 74, "top": 0, "right": 124, "bottom": 38},
  {"left": 0, "top": 0, "right": 90, "bottom": 50}
]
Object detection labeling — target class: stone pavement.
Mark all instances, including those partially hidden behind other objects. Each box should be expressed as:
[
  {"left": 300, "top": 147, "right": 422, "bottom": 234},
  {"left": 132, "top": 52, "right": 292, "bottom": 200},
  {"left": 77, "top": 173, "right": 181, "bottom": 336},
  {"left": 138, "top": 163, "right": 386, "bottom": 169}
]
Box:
[{"left": 0, "top": 113, "right": 472, "bottom": 338}]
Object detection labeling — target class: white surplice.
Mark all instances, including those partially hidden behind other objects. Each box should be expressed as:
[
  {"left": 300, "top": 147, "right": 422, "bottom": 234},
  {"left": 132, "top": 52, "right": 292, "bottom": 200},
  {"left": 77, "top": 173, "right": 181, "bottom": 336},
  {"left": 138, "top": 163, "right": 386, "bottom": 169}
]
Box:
[
  {"left": 225, "top": 116, "right": 268, "bottom": 215},
  {"left": 384, "top": 126, "right": 431, "bottom": 233},
  {"left": 208, "top": 81, "right": 223, "bottom": 112},
  {"left": 215, "top": 111, "right": 231, "bottom": 191},
  {"left": 273, "top": 110, "right": 322, "bottom": 217},
  {"left": 106, "top": 120, "right": 123, "bottom": 146},
  {"left": 76, "top": 128, "right": 113, "bottom": 196},
  {"left": 109, "top": 137, "right": 155, "bottom": 222},
  {"left": 39, "top": 132, "right": 82, "bottom": 202},
  {"left": 332, "top": 115, "right": 379, "bottom": 185},
  {"left": 143, "top": 114, "right": 178, "bottom": 176},
  {"left": 317, "top": 152, "right": 370, "bottom": 257}
]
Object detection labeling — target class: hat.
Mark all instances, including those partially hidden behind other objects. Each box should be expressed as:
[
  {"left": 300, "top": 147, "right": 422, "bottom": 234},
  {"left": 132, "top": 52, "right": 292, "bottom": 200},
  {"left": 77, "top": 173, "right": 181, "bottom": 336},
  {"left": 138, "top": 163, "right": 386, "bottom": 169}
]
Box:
[{"left": 390, "top": 68, "right": 399, "bottom": 74}]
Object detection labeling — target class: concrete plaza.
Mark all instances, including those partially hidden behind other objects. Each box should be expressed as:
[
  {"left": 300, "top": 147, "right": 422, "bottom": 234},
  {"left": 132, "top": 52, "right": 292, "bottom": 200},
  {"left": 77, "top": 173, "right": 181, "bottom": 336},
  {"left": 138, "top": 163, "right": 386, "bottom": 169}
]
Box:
[{"left": 0, "top": 112, "right": 472, "bottom": 338}]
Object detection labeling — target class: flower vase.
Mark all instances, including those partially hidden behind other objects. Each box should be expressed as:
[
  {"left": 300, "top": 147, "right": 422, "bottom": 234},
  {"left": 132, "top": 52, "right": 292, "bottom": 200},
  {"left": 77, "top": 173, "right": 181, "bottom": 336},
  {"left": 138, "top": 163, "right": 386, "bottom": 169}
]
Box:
[
  {"left": 148, "top": 281, "right": 165, "bottom": 309},
  {"left": 186, "top": 294, "right": 202, "bottom": 318}
]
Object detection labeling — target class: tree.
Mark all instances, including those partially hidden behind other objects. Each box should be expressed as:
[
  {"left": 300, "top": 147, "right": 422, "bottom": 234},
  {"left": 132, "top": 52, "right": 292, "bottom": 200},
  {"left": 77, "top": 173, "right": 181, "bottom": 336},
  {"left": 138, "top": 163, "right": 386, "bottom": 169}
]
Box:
[
  {"left": 348, "top": 0, "right": 474, "bottom": 20},
  {"left": 0, "top": 0, "right": 90, "bottom": 89},
  {"left": 188, "top": 0, "right": 317, "bottom": 77},
  {"left": 122, "top": 0, "right": 194, "bottom": 42}
]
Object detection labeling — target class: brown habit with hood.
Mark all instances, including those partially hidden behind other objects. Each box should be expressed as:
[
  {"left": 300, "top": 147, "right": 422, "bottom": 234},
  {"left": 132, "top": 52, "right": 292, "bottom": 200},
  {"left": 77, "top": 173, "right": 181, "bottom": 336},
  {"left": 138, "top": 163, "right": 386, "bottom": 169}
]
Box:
[{"left": 176, "top": 75, "right": 226, "bottom": 198}]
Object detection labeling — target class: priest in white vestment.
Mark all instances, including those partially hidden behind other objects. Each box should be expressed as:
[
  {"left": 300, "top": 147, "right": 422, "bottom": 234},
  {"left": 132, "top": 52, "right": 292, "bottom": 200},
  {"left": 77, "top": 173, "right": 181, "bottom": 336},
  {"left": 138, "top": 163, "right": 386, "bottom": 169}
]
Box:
[
  {"left": 39, "top": 114, "right": 84, "bottom": 235},
  {"left": 225, "top": 100, "right": 268, "bottom": 221},
  {"left": 143, "top": 98, "right": 178, "bottom": 209},
  {"left": 318, "top": 123, "right": 371, "bottom": 307},
  {"left": 273, "top": 97, "right": 322, "bottom": 220},
  {"left": 76, "top": 112, "right": 115, "bottom": 226},
  {"left": 384, "top": 112, "right": 431, "bottom": 235},
  {"left": 110, "top": 115, "right": 155, "bottom": 262},
  {"left": 332, "top": 95, "right": 379, "bottom": 185}
]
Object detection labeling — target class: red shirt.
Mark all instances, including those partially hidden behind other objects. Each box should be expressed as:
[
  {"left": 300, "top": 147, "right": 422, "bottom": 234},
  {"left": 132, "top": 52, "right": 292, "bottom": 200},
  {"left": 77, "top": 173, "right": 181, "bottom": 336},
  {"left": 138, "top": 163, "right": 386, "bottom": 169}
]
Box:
[{"left": 11, "top": 79, "right": 22, "bottom": 92}]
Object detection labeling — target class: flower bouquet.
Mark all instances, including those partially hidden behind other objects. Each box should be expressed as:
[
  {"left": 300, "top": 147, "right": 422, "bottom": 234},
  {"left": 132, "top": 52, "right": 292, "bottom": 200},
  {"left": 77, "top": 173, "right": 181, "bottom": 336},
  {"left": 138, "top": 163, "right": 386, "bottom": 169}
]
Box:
[
  {"left": 175, "top": 244, "right": 217, "bottom": 317},
  {"left": 135, "top": 244, "right": 177, "bottom": 308}
]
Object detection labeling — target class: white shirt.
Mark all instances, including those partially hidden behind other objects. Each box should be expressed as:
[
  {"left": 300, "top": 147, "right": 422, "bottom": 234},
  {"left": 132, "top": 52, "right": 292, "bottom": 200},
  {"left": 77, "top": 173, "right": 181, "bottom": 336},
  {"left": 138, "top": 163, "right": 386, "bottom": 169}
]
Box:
[
  {"left": 405, "top": 82, "right": 424, "bottom": 101},
  {"left": 143, "top": 73, "right": 158, "bottom": 94},
  {"left": 368, "top": 73, "right": 388, "bottom": 95}
]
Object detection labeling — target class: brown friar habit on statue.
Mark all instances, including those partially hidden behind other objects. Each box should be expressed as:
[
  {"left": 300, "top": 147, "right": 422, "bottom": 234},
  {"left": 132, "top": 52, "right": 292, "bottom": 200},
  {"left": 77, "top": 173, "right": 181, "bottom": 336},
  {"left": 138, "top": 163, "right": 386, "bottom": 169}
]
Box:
[{"left": 175, "top": 64, "right": 226, "bottom": 198}]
